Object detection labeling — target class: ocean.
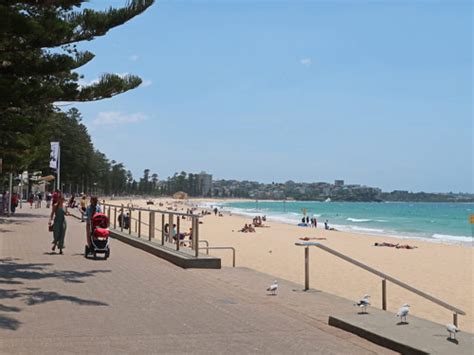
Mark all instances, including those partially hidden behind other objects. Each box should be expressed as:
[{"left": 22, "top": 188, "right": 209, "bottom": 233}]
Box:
[{"left": 202, "top": 200, "right": 473, "bottom": 245}]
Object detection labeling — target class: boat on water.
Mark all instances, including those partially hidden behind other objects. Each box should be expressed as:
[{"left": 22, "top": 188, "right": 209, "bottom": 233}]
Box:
[{"left": 324, "top": 198, "right": 331, "bottom": 202}]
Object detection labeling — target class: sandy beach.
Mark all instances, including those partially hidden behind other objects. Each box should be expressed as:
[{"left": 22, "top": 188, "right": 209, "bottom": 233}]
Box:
[{"left": 107, "top": 197, "right": 473, "bottom": 333}]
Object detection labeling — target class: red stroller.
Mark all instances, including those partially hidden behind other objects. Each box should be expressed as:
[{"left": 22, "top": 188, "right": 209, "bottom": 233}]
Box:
[{"left": 85, "top": 213, "right": 110, "bottom": 259}]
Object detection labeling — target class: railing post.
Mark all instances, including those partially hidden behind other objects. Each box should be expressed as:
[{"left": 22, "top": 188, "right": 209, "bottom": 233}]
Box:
[
  {"left": 176, "top": 216, "right": 180, "bottom": 251},
  {"left": 113, "top": 207, "right": 117, "bottom": 229},
  {"left": 453, "top": 313, "right": 458, "bottom": 327},
  {"left": 382, "top": 279, "right": 387, "bottom": 310},
  {"left": 120, "top": 204, "right": 124, "bottom": 232},
  {"left": 107, "top": 206, "right": 111, "bottom": 221},
  {"left": 194, "top": 217, "right": 199, "bottom": 258},
  {"left": 149, "top": 211, "right": 155, "bottom": 241},
  {"left": 304, "top": 246, "right": 310, "bottom": 291},
  {"left": 138, "top": 211, "right": 141, "bottom": 238},
  {"left": 232, "top": 248, "right": 235, "bottom": 267},
  {"left": 129, "top": 209, "right": 132, "bottom": 235},
  {"left": 161, "top": 214, "right": 165, "bottom": 245},
  {"left": 168, "top": 213, "right": 173, "bottom": 244}
]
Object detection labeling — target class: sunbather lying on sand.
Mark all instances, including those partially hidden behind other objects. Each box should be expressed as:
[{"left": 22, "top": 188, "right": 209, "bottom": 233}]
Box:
[
  {"left": 374, "top": 242, "right": 418, "bottom": 249},
  {"left": 396, "top": 244, "right": 418, "bottom": 249},
  {"left": 374, "top": 242, "right": 398, "bottom": 247},
  {"left": 299, "top": 237, "right": 327, "bottom": 241}
]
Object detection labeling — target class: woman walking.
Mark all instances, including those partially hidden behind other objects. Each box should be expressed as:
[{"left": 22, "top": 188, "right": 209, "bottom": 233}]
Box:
[{"left": 49, "top": 192, "right": 68, "bottom": 254}]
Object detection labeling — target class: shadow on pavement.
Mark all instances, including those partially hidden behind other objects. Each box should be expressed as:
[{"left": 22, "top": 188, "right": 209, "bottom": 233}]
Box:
[
  {"left": 0, "top": 258, "right": 111, "bottom": 284},
  {"left": 0, "top": 258, "right": 110, "bottom": 331},
  {"left": 0, "top": 314, "right": 21, "bottom": 330}
]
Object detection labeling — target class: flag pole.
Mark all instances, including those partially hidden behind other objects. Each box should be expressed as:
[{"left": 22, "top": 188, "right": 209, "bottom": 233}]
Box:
[{"left": 57, "top": 143, "right": 61, "bottom": 191}]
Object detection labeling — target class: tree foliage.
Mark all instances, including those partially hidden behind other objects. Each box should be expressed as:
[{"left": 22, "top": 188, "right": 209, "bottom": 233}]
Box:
[{"left": 0, "top": 1, "right": 154, "bottom": 192}]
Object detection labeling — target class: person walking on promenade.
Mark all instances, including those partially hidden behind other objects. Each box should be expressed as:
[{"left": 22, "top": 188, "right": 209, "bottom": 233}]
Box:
[
  {"left": 49, "top": 192, "right": 68, "bottom": 254},
  {"left": 85, "top": 196, "right": 101, "bottom": 248},
  {"left": 79, "top": 194, "right": 87, "bottom": 222}
]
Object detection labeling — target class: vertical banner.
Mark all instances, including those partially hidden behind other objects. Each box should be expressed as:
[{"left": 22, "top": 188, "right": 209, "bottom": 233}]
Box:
[
  {"left": 49, "top": 142, "right": 59, "bottom": 169},
  {"left": 50, "top": 142, "right": 60, "bottom": 190}
]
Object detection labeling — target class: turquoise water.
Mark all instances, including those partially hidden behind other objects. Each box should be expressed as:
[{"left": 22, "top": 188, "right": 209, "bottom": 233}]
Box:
[{"left": 209, "top": 201, "right": 473, "bottom": 245}]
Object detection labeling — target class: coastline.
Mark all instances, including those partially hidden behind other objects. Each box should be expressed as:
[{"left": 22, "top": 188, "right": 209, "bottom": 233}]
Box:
[
  {"left": 196, "top": 199, "right": 473, "bottom": 247},
  {"left": 108, "top": 197, "right": 473, "bottom": 332}
]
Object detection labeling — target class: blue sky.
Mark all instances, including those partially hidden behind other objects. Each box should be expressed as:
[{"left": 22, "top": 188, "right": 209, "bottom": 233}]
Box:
[{"left": 70, "top": 0, "right": 472, "bottom": 193}]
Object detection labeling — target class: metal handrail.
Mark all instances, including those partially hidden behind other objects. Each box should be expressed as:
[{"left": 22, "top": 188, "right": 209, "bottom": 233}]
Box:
[
  {"left": 102, "top": 202, "right": 201, "bottom": 218},
  {"left": 295, "top": 241, "right": 465, "bottom": 326},
  {"left": 199, "top": 246, "right": 235, "bottom": 267},
  {"left": 107, "top": 205, "right": 209, "bottom": 255}
]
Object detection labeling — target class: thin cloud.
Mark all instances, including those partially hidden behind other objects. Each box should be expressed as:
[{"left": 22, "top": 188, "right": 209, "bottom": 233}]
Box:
[
  {"left": 300, "top": 58, "right": 312, "bottom": 67},
  {"left": 130, "top": 54, "right": 139, "bottom": 61},
  {"left": 141, "top": 79, "right": 152, "bottom": 87},
  {"left": 93, "top": 112, "right": 148, "bottom": 126}
]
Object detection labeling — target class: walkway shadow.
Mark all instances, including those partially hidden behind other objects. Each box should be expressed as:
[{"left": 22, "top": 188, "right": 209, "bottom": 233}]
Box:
[
  {"left": 25, "top": 291, "right": 108, "bottom": 306},
  {"left": 0, "top": 288, "right": 107, "bottom": 331},
  {"left": 0, "top": 258, "right": 111, "bottom": 284},
  {"left": 0, "top": 314, "right": 21, "bottom": 330}
]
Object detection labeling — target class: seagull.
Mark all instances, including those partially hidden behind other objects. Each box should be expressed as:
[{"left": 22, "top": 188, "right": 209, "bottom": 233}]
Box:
[
  {"left": 267, "top": 280, "right": 278, "bottom": 295},
  {"left": 396, "top": 304, "right": 410, "bottom": 323},
  {"left": 447, "top": 324, "right": 460, "bottom": 340},
  {"left": 354, "top": 294, "right": 371, "bottom": 314}
]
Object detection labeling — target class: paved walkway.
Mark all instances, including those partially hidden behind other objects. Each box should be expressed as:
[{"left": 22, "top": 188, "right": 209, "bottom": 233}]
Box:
[{"left": 0, "top": 207, "right": 392, "bottom": 354}]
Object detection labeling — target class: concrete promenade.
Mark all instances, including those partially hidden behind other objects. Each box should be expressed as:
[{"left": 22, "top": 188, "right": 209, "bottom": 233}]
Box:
[{"left": 0, "top": 207, "right": 394, "bottom": 354}]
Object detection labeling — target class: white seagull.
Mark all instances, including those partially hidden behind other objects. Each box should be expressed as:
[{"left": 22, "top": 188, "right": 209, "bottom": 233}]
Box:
[
  {"left": 447, "top": 324, "right": 460, "bottom": 340},
  {"left": 396, "top": 304, "right": 410, "bottom": 323},
  {"left": 267, "top": 280, "right": 278, "bottom": 295},
  {"left": 354, "top": 294, "right": 371, "bottom": 314}
]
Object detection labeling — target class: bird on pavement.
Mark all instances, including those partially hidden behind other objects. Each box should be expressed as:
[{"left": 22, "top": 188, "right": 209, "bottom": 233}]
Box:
[
  {"left": 396, "top": 304, "right": 410, "bottom": 323},
  {"left": 267, "top": 280, "right": 278, "bottom": 295},
  {"left": 447, "top": 324, "right": 460, "bottom": 340},
  {"left": 354, "top": 294, "right": 371, "bottom": 314}
]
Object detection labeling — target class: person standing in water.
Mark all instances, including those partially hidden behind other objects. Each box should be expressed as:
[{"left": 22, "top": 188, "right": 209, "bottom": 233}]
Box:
[{"left": 49, "top": 192, "right": 68, "bottom": 254}]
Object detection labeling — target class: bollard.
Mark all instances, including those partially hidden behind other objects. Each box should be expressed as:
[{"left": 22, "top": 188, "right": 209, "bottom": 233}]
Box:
[
  {"left": 453, "top": 313, "right": 458, "bottom": 327},
  {"left": 304, "top": 247, "right": 310, "bottom": 291},
  {"left": 138, "top": 211, "right": 141, "bottom": 238},
  {"left": 382, "top": 279, "right": 387, "bottom": 310},
  {"left": 149, "top": 211, "right": 155, "bottom": 241}
]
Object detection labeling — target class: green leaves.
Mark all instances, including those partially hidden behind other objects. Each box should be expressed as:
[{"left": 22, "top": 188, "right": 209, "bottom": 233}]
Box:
[{"left": 0, "top": 1, "right": 154, "bottom": 175}]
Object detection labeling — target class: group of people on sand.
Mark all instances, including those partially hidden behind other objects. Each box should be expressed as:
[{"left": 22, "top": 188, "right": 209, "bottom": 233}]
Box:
[
  {"left": 47, "top": 191, "right": 101, "bottom": 255},
  {"left": 253, "top": 215, "right": 266, "bottom": 227},
  {"left": 374, "top": 242, "right": 418, "bottom": 249},
  {"left": 163, "top": 223, "right": 193, "bottom": 246},
  {"left": 239, "top": 215, "right": 268, "bottom": 233},
  {"left": 240, "top": 223, "right": 256, "bottom": 233}
]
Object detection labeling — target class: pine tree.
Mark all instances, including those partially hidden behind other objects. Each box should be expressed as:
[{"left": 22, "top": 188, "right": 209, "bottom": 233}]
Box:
[{"left": 0, "top": 0, "right": 154, "bottom": 172}]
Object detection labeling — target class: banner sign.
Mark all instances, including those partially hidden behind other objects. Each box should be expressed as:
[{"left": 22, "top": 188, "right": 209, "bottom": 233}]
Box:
[{"left": 49, "top": 142, "right": 59, "bottom": 169}]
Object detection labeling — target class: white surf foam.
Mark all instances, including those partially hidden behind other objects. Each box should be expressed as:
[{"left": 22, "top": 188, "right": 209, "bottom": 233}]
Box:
[
  {"left": 431, "top": 234, "right": 473, "bottom": 243},
  {"left": 347, "top": 218, "right": 372, "bottom": 223}
]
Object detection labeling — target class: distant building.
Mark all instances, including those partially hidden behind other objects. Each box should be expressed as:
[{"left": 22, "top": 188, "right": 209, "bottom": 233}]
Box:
[
  {"left": 197, "top": 171, "right": 213, "bottom": 196},
  {"left": 334, "top": 180, "right": 344, "bottom": 187}
]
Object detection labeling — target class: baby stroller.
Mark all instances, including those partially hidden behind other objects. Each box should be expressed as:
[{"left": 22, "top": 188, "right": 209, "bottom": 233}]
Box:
[{"left": 85, "top": 213, "right": 110, "bottom": 259}]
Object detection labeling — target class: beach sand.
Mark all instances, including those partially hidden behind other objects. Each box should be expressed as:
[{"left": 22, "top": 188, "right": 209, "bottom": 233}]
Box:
[{"left": 107, "top": 197, "right": 474, "bottom": 332}]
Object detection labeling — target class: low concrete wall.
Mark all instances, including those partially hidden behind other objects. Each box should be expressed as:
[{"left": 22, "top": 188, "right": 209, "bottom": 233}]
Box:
[
  {"left": 328, "top": 316, "right": 428, "bottom": 355},
  {"left": 110, "top": 230, "right": 221, "bottom": 269}
]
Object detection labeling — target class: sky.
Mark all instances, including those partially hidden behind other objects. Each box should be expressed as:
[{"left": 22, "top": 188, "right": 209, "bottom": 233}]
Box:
[{"left": 68, "top": 0, "right": 473, "bottom": 193}]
